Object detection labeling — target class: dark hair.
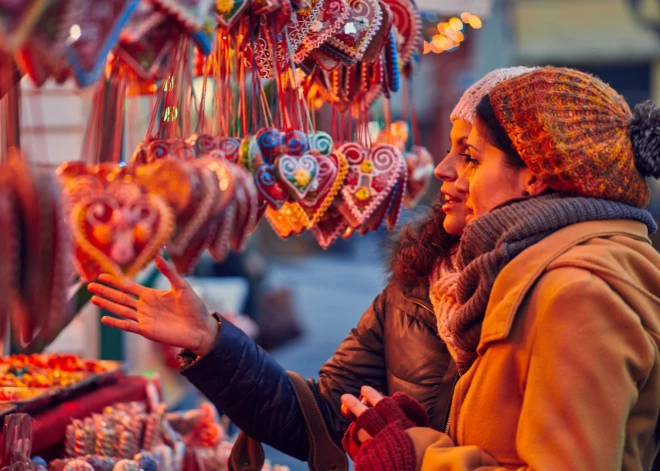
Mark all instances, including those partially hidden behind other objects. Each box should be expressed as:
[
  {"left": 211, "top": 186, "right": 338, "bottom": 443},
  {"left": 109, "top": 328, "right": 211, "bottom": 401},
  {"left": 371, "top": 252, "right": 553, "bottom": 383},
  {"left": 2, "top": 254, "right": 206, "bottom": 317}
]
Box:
[
  {"left": 391, "top": 203, "right": 460, "bottom": 290},
  {"left": 475, "top": 95, "right": 526, "bottom": 169}
]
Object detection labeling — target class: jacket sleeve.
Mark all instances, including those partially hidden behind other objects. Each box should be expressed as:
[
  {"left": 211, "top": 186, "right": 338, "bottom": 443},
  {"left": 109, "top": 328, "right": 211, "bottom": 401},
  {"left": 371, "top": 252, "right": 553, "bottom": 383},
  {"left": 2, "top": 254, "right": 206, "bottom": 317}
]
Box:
[
  {"left": 180, "top": 317, "right": 310, "bottom": 460},
  {"left": 314, "top": 283, "right": 390, "bottom": 446},
  {"left": 420, "top": 268, "right": 655, "bottom": 471}
]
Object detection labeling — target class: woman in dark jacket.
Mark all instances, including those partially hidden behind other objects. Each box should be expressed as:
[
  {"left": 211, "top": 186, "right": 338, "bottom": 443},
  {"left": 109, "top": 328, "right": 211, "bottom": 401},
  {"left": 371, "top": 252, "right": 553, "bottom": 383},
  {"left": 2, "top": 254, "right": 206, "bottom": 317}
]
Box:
[{"left": 87, "top": 67, "right": 534, "bottom": 461}]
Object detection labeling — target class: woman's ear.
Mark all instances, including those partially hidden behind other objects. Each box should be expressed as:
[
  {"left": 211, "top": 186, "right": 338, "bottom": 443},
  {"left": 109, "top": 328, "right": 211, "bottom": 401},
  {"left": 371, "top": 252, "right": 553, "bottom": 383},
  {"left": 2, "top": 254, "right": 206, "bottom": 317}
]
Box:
[{"left": 525, "top": 172, "right": 549, "bottom": 197}]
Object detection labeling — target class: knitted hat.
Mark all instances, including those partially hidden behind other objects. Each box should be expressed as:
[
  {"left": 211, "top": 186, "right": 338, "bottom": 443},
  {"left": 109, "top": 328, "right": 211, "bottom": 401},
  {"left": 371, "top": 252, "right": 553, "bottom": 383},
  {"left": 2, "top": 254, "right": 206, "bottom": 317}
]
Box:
[
  {"left": 487, "top": 66, "right": 660, "bottom": 208},
  {"left": 450, "top": 66, "right": 538, "bottom": 124}
]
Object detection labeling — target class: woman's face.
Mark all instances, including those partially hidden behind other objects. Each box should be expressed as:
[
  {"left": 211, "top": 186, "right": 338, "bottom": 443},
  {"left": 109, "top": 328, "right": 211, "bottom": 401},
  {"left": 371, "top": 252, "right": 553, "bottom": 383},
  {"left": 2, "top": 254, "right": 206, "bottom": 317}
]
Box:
[
  {"left": 455, "top": 122, "right": 540, "bottom": 223},
  {"left": 434, "top": 119, "right": 471, "bottom": 236}
]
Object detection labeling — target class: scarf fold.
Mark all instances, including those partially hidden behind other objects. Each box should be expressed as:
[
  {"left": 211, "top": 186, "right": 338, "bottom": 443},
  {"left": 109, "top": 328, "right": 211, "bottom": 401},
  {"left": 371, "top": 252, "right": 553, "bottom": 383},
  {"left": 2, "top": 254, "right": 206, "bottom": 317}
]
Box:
[{"left": 432, "top": 194, "right": 656, "bottom": 374}]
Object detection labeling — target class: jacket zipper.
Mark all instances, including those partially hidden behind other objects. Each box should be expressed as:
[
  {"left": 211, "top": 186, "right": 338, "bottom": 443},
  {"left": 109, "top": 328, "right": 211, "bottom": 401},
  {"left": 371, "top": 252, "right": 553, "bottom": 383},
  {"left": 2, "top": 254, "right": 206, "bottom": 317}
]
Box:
[{"left": 404, "top": 295, "right": 461, "bottom": 436}]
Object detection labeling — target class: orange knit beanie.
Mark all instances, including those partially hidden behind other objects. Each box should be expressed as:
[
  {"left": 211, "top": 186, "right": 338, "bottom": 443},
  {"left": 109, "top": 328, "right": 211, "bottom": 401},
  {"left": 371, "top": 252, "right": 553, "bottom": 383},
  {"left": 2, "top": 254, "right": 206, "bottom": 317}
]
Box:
[{"left": 487, "top": 66, "right": 660, "bottom": 208}]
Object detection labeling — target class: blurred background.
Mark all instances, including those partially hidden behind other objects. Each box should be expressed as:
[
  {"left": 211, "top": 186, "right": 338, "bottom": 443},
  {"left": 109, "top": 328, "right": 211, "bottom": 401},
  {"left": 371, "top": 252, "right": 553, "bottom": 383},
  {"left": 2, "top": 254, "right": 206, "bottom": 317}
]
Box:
[{"left": 15, "top": 0, "right": 660, "bottom": 468}]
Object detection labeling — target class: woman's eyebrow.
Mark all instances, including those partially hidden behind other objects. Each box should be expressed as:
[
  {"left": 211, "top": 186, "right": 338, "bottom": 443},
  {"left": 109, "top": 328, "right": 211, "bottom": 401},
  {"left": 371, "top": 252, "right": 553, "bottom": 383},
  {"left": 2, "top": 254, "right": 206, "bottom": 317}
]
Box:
[{"left": 466, "top": 143, "right": 480, "bottom": 152}]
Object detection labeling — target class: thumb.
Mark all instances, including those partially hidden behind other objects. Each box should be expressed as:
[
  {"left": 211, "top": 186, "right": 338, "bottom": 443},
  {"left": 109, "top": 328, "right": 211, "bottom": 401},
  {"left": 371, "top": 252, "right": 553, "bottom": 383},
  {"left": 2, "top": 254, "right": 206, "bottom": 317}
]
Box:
[{"left": 155, "top": 254, "right": 186, "bottom": 290}]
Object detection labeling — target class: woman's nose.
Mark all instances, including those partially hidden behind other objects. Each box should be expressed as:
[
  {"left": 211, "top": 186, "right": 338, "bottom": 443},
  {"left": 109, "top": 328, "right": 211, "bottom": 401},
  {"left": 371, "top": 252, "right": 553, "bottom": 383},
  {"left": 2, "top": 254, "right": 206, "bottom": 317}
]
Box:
[{"left": 434, "top": 155, "right": 458, "bottom": 182}]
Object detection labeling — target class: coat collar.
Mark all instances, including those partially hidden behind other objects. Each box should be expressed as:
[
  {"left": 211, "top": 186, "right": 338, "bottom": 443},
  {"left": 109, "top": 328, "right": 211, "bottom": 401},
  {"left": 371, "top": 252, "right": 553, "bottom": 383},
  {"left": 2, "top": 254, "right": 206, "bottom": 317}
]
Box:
[{"left": 477, "top": 219, "right": 651, "bottom": 353}]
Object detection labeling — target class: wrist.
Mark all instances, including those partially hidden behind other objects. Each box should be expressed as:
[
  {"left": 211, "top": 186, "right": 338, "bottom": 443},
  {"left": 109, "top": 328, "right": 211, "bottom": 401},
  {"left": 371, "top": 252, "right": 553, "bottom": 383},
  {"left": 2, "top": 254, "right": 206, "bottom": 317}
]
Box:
[{"left": 193, "top": 313, "right": 221, "bottom": 357}]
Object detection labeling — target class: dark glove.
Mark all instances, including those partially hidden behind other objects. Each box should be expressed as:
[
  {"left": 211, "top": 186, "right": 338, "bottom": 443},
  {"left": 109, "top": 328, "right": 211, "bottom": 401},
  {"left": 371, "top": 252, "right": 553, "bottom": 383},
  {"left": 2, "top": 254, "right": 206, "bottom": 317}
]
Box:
[{"left": 353, "top": 421, "right": 416, "bottom": 471}]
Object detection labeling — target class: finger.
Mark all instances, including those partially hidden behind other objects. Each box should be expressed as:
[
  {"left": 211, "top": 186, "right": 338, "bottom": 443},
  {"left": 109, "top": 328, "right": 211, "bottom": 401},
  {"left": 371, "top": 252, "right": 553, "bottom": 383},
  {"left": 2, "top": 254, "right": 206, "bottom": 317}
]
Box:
[
  {"left": 357, "top": 429, "right": 372, "bottom": 443},
  {"left": 88, "top": 283, "right": 138, "bottom": 309},
  {"left": 341, "top": 394, "right": 369, "bottom": 418},
  {"left": 91, "top": 296, "right": 138, "bottom": 321},
  {"left": 97, "top": 273, "right": 144, "bottom": 297},
  {"left": 361, "top": 386, "right": 384, "bottom": 407},
  {"left": 155, "top": 254, "right": 186, "bottom": 290},
  {"left": 101, "top": 316, "right": 142, "bottom": 335}
]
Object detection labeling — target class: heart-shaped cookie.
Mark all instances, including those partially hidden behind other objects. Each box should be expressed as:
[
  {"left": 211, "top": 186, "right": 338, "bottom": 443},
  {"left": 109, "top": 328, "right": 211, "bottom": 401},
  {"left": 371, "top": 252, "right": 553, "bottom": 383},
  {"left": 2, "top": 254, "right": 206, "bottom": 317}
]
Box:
[
  {"left": 209, "top": 200, "right": 236, "bottom": 262},
  {"left": 168, "top": 166, "right": 220, "bottom": 274},
  {"left": 194, "top": 133, "right": 220, "bottom": 156},
  {"left": 321, "top": 0, "right": 382, "bottom": 64},
  {"left": 383, "top": 0, "right": 421, "bottom": 68},
  {"left": 135, "top": 158, "right": 194, "bottom": 214},
  {"left": 301, "top": 150, "right": 347, "bottom": 226},
  {"left": 219, "top": 137, "right": 242, "bottom": 163},
  {"left": 337, "top": 142, "right": 402, "bottom": 227},
  {"left": 404, "top": 145, "right": 433, "bottom": 208},
  {"left": 66, "top": 0, "right": 140, "bottom": 86},
  {"left": 277, "top": 154, "right": 320, "bottom": 200},
  {"left": 152, "top": 0, "right": 215, "bottom": 31},
  {"left": 312, "top": 203, "right": 348, "bottom": 249},
  {"left": 71, "top": 190, "right": 174, "bottom": 281},
  {"left": 297, "top": 0, "right": 350, "bottom": 63},
  {"left": 308, "top": 131, "right": 334, "bottom": 157},
  {"left": 282, "top": 130, "right": 310, "bottom": 156},
  {"left": 255, "top": 127, "right": 283, "bottom": 164},
  {"left": 255, "top": 164, "right": 289, "bottom": 209},
  {"left": 117, "top": 18, "right": 177, "bottom": 80},
  {"left": 361, "top": 0, "right": 393, "bottom": 62}
]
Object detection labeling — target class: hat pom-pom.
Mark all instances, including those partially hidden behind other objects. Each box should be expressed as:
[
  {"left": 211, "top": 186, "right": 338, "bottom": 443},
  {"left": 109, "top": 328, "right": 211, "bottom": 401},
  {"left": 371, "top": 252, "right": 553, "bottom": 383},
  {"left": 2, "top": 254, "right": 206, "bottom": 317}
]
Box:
[{"left": 629, "top": 100, "right": 660, "bottom": 178}]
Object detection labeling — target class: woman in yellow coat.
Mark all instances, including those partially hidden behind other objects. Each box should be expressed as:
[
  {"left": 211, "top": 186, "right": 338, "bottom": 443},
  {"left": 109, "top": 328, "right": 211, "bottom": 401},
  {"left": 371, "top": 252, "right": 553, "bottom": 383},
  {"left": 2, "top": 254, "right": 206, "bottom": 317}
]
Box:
[{"left": 342, "top": 67, "right": 660, "bottom": 470}]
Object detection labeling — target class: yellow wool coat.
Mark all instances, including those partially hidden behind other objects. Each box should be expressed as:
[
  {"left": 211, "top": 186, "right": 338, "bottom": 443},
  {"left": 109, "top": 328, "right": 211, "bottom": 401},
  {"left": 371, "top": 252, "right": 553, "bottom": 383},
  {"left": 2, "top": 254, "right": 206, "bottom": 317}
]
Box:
[{"left": 420, "top": 219, "right": 660, "bottom": 470}]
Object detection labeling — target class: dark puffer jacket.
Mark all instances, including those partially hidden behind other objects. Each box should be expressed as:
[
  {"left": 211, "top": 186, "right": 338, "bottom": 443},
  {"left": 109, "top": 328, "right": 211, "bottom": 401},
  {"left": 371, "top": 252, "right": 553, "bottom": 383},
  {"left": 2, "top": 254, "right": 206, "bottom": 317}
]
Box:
[{"left": 179, "top": 279, "right": 457, "bottom": 461}]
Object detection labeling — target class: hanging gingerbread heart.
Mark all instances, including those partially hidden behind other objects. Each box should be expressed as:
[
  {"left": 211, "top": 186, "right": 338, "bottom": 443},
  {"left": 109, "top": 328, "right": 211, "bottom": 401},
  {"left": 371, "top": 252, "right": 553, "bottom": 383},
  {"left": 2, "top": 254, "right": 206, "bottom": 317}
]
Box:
[
  {"left": 169, "top": 166, "right": 221, "bottom": 275},
  {"left": 254, "top": 164, "right": 289, "bottom": 209},
  {"left": 152, "top": 0, "right": 215, "bottom": 32},
  {"left": 71, "top": 189, "right": 174, "bottom": 281},
  {"left": 255, "top": 127, "right": 283, "bottom": 164},
  {"left": 311, "top": 49, "right": 341, "bottom": 71},
  {"left": 321, "top": 0, "right": 382, "bottom": 65},
  {"left": 194, "top": 133, "right": 220, "bottom": 156},
  {"left": 120, "top": 1, "right": 167, "bottom": 43},
  {"left": 361, "top": 0, "right": 393, "bottom": 63},
  {"left": 219, "top": 137, "right": 242, "bottom": 163},
  {"left": 308, "top": 131, "right": 334, "bottom": 157},
  {"left": 386, "top": 158, "right": 407, "bottom": 230},
  {"left": 217, "top": 0, "right": 252, "bottom": 29},
  {"left": 337, "top": 142, "right": 402, "bottom": 228},
  {"left": 135, "top": 158, "right": 194, "bottom": 215},
  {"left": 209, "top": 200, "right": 236, "bottom": 262},
  {"left": 312, "top": 203, "right": 348, "bottom": 249},
  {"left": 300, "top": 150, "right": 347, "bottom": 227},
  {"left": 282, "top": 130, "right": 310, "bottom": 156},
  {"left": 296, "top": 0, "right": 350, "bottom": 63},
  {"left": 66, "top": 0, "right": 140, "bottom": 87},
  {"left": 404, "top": 145, "right": 433, "bottom": 207},
  {"left": 382, "top": 0, "right": 421, "bottom": 68},
  {"left": 117, "top": 19, "right": 178, "bottom": 81},
  {"left": 265, "top": 201, "right": 310, "bottom": 239},
  {"left": 277, "top": 154, "right": 320, "bottom": 200},
  {"left": 229, "top": 166, "right": 259, "bottom": 251},
  {"left": 167, "top": 166, "right": 218, "bottom": 263},
  {"left": 265, "top": 204, "right": 294, "bottom": 239}
]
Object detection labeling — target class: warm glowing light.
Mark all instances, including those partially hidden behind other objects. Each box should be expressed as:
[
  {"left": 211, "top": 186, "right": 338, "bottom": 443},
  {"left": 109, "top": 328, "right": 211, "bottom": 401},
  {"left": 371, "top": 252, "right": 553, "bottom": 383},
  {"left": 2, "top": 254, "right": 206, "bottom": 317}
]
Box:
[
  {"left": 460, "top": 12, "right": 472, "bottom": 22},
  {"left": 432, "top": 34, "right": 453, "bottom": 51},
  {"left": 455, "top": 31, "right": 465, "bottom": 42},
  {"left": 449, "top": 17, "right": 463, "bottom": 31},
  {"left": 469, "top": 15, "right": 482, "bottom": 29},
  {"left": 69, "top": 24, "right": 82, "bottom": 41},
  {"left": 436, "top": 22, "right": 445, "bottom": 34},
  {"left": 423, "top": 40, "right": 431, "bottom": 54}
]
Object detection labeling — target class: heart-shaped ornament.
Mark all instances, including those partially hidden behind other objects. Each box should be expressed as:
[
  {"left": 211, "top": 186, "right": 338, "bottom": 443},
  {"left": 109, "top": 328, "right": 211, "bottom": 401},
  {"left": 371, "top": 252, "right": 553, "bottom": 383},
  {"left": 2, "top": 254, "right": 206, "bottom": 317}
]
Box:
[
  {"left": 361, "top": 0, "right": 393, "bottom": 62},
  {"left": 71, "top": 190, "right": 174, "bottom": 281},
  {"left": 301, "top": 150, "right": 347, "bottom": 227},
  {"left": 135, "top": 158, "right": 194, "bottom": 215},
  {"left": 219, "top": 137, "right": 241, "bottom": 163},
  {"left": 383, "top": 0, "right": 421, "bottom": 68},
  {"left": 168, "top": 166, "right": 220, "bottom": 274},
  {"left": 312, "top": 203, "right": 348, "bottom": 249},
  {"left": 229, "top": 165, "right": 259, "bottom": 251},
  {"left": 167, "top": 166, "right": 217, "bottom": 261},
  {"left": 321, "top": 0, "right": 382, "bottom": 64},
  {"left": 194, "top": 133, "right": 220, "bottom": 156},
  {"left": 117, "top": 19, "right": 178, "bottom": 81},
  {"left": 255, "top": 127, "right": 283, "bottom": 164},
  {"left": 308, "top": 131, "right": 334, "bottom": 157},
  {"left": 277, "top": 154, "right": 320, "bottom": 200},
  {"left": 152, "top": 0, "right": 215, "bottom": 32},
  {"left": 337, "top": 142, "right": 402, "bottom": 228},
  {"left": 265, "top": 201, "right": 310, "bottom": 239},
  {"left": 209, "top": 200, "right": 236, "bottom": 262},
  {"left": 296, "top": 0, "right": 350, "bottom": 63},
  {"left": 404, "top": 145, "right": 433, "bottom": 208},
  {"left": 386, "top": 158, "right": 407, "bottom": 230},
  {"left": 282, "top": 130, "right": 310, "bottom": 156},
  {"left": 66, "top": 0, "right": 140, "bottom": 87},
  {"left": 254, "top": 164, "right": 289, "bottom": 210}
]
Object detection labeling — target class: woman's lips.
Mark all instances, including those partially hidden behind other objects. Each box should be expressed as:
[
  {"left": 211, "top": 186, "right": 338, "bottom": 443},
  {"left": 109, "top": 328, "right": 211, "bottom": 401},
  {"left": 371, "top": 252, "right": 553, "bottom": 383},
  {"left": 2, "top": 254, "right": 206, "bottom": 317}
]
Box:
[{"left": 442, "top": 192, "right": 463, "bottom": 212}]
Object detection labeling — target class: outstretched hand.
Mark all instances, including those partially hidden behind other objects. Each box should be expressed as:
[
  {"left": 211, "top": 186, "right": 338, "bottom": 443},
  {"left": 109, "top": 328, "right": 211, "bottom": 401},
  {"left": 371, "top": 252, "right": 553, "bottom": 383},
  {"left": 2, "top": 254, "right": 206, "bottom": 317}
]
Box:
[{"left": 88, "top": 255, "right": 219, "bottom": 357}]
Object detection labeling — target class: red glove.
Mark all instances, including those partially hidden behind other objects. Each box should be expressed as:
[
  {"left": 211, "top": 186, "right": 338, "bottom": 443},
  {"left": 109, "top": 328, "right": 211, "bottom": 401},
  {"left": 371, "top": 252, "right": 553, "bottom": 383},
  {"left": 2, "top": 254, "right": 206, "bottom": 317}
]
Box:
[
  {"left": 342, "top": 392, "right": 428, "bottom": 460},
  {"left": 353, "top": 421, "right": 416, "bottom": 471}
]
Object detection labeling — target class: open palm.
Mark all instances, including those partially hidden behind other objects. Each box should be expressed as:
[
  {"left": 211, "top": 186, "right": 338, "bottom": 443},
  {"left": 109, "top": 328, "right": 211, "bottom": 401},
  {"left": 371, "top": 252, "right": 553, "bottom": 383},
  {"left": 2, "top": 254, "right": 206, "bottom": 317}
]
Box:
[{"left": 88, "top": 255, "right": 219, "bottom": 356}]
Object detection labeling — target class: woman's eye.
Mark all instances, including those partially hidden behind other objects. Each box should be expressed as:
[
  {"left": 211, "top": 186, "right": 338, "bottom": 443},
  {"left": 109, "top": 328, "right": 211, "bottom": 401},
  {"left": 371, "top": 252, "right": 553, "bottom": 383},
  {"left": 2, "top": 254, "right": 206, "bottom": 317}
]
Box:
[{"left": 460, "top": 153, "right": 477, "bottom": 166}]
